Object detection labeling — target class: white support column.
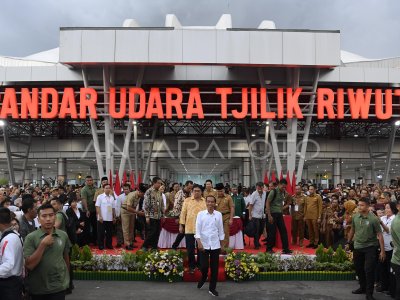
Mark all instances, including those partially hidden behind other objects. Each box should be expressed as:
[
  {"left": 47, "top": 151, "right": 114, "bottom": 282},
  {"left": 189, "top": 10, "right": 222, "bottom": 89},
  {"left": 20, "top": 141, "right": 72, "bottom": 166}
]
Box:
[
  {"left": 36, "top": 168, "right": 42, "bottom": 187},
  {"left": 233, "top": 168, "right": 239, "bottom": 185},
  {"left": 223, "top": 172, "right": 229, "bottom": 183},
  {"left": 118, "top": 67, "right": 145, "bottom": 180},
  {"left": 333, "top": 158, "right": 341, "bottom": 186},
  {"left": 57, "top": 158, "right": 67, "bottom": 185},
  {"left": 229, "top": 169, "right": 233, "bottom": 184},
  {"left": 90, "top": 166, "right": 98, "bottom": 183},
  {"left": 244, "top": 120, "right": 260, "bottom": 183},
  {"left": 302, "top": 166, "right": 308, "bottom": 182},
  {"left": 243, "top": 158, "right": 251, "bottom": 187},
  {"left": 103, "top": 66, "right": 113, "bottom": 176},
  {"left": 296, "top": 69, "right": 320, "bottom": 181},
  {"left": 383, "top": 124, "right": 397, "bottom": 185},
  {"left": 82, "top": 68, "right": 105, "bottom": 179},
  {"left": 355, "top": 168, "right": 360, "bottom": 183},
  {"left": 24, "top": 168, "right": 32, "bottom": 184},
  {"left": 258, "top": 69, "right": 282, "bottom": 175},
  {"left": 149, "top": 157, "right": 158, "bottom": 180},
  {"left": 287, "top": 69, "right": 299, "bottom": 176},
  {"left": 160, "top": 168, "right": 168, "bottom": 181},
  {"left": 142, "top": 122, "right": 158, "bottom": 182},
  {"left": 365, "top": 167, "right": 372, "bottom": 184},
  {"left": 238, "top": 165, "right": 243, "bottom": 185}
]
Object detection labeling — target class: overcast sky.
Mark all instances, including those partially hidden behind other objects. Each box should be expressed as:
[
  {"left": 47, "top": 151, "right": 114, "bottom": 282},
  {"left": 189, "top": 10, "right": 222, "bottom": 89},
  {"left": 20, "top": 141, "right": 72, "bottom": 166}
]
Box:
[{"left": 1, "top": 0, "right": 399, "bottom": 59}]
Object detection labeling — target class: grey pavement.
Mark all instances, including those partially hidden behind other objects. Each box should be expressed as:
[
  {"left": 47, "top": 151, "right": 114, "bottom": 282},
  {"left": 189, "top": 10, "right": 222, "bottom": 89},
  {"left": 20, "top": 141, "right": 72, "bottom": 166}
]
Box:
[{"left": 67, "top": 280, "right": 392, "bottom": 300}]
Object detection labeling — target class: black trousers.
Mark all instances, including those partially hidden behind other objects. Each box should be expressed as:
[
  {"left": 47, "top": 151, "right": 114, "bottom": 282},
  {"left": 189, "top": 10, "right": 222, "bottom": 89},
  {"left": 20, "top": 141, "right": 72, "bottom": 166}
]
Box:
[
  {"left": 31, "top": 290, "right": 65, "bottom": 300},
  {"left": 185, "top": 234, "right": 199, "bottom": 269},
  {"left": 97, "top": 221, "right": 113, "bottom": 248},
  {"left": 353, "top": 246, "right": 378, "bottom": 295},
  {"left": 379, "top": 250, "right": 393, "bottom": 290},
  {"left": 391, "top": 263, "right": 400, "bottom": 300},
  {"left": 266, "top": 213, "right": 289, "bottom": 251},
  {"left": 0, "top": 276, "right": 23, "bottom": 300},
  {"left": 172, "top": 232, "right": 185, "bottom": 249},
  {"left": 142, "top": 219, "right": 161, "bottom": 249},
  {"left": 200, "top": 248, "right": 220, "bottom": 292},
  {"left": 88, "top": 211, "right": 97, "bottom": 243},
  {"left": 252, "top": 218, "right": 266, "bottom": 247}
]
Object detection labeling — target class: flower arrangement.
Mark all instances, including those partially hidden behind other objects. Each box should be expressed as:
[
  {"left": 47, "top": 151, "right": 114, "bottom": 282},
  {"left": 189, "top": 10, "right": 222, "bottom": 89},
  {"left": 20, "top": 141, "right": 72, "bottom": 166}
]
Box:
[
  {"left": 143, "top": 250, "right": 184, "bottom": 282},
  {"left": 225, "top": 252, "right": 259, "bottom": 282}
]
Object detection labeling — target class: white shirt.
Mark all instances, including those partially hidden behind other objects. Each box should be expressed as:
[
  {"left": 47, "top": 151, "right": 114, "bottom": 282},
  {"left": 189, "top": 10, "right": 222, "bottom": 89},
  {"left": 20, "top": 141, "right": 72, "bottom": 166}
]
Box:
[
  {"left": 0, "top": 229, "right": 23, "bottom": 278},
  {"left": 195, "top": 210, "right": 225, "bottom": 250},
  {"left": 249, "top": 191, "right": 266, "bottom": 219},
  {"left": 382, "top": 215, "right": 395, "bottom": 251},
  {"left": 95, "top": 193, "right": 116, "bottom": 221},
  {"left": 115, "top": 193, "right": 127, "bottom": 218}
]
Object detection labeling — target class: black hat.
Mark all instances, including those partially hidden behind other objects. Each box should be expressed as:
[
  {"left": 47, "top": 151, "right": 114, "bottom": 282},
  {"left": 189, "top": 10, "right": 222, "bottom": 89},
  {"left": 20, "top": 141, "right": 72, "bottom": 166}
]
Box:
[
  {"left": 101, "top": 177, "right": 108, "bottom": 182},
  {"left": 138, "top": 183, "right": 148, "bottom": 193},
  {"left": 215, "top": 183, "right": 224, "bottom": 191}
]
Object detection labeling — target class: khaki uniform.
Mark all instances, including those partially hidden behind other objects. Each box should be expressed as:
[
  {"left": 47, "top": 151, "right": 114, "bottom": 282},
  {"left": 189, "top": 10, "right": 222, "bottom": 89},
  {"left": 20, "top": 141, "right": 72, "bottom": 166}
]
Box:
[
  {"left": 304, "top": 194, "right": 323, "bottom": 246},
  {"left": 320, "top": 205, "right": 335, "bottom": 247},
  {"left": 121, "top": 191, "right": 140, "bottom": 246},
  {"left": 215, "top": 194, "right": 234, "bottom": 248},
  {"left": 203, "top": 188, "right": 217, "bottom": 199},
  {"left": 290, "top": 194, "right": 306, "bottom": 246}
]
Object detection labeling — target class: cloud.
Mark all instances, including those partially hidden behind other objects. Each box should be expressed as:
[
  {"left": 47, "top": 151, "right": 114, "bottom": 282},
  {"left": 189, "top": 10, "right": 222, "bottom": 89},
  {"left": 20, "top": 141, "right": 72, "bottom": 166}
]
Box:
[{"left": 0, "top": 0, "right": 399, "bottom": 58}]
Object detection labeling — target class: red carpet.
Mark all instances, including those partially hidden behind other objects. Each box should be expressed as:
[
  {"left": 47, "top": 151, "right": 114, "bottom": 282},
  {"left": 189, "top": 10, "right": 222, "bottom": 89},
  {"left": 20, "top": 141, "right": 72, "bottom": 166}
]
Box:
[{"left": 90, "top": 235, "right": 316, "bottom": 256}]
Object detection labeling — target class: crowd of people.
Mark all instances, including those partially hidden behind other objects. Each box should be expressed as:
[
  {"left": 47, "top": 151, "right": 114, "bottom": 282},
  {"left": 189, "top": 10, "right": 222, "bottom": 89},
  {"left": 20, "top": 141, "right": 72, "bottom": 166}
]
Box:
[{"left": 0, "top": 175, "right": 400, "bottom": 299}]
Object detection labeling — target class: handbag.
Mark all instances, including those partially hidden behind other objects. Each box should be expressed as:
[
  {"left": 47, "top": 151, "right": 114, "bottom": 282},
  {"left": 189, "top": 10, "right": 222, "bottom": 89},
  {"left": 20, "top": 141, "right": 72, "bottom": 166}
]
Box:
[{"left": 244, "top": 219, "right": 256, "bottom": 238}]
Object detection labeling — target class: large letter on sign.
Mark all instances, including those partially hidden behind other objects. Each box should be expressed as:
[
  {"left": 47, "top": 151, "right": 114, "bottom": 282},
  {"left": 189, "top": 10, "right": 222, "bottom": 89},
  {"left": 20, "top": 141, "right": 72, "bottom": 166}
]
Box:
[
  {"left": 41, "top": 88, "right": 59, "bottom": 119},
  {"left": 0, "top": 88, "right": 19, "bottom": 118},
  {"left": 166, "top": 88, "right": 183, "bottom": 119},
  {"left": 129, "top": 88, "right": 146, "bottom": 119},
  {"left": 59, "top": 88, "right": 78, "bottom": 118},
  {"left": 216, "top": 88, "right": 232, "bottom": 119},
  {"left": 21, "top": 88, "right": 39, "bottom": 119},
  {"left": 317, "top": 88, "right": 335, "bottom": 119},
  {"left": 80, "top": 88, "right": 97, "bottom": 119},
  {"left": 109, "top": 88, "right": 126, "bottom": 119},
  {"left": 347, "top": 88, "right": 371, "bottom": 119},
  {"left": 375, "top": 89, "right": 392, "bottom": 120},
  {"left": 186, "top": 88, "right": 204, "bottom": 119}
]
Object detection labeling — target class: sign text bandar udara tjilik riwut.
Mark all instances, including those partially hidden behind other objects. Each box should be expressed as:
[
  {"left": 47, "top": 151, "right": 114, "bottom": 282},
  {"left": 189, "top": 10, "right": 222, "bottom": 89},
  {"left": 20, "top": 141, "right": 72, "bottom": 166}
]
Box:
[{"left": 0, "top": 87, "right": 398, "bottom": 120}]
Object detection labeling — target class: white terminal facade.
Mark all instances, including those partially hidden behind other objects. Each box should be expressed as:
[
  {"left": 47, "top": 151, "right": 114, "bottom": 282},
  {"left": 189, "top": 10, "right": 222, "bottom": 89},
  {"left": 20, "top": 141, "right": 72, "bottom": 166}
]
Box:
[{"left": 0, "top": 14, "right": 400, "bottom": 187}]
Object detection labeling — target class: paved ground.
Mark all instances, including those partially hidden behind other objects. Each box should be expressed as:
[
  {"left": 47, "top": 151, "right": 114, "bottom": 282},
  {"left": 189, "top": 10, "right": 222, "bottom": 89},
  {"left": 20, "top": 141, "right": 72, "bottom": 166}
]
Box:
[{"left": 67, "top": 280, "right": 392, "bottom": 300}]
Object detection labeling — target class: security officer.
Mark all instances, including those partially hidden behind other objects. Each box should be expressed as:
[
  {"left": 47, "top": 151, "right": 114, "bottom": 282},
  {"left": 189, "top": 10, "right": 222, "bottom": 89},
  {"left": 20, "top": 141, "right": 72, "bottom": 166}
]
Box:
[{"left": 215, "top": 183, "right": 234, "bottom": 251}]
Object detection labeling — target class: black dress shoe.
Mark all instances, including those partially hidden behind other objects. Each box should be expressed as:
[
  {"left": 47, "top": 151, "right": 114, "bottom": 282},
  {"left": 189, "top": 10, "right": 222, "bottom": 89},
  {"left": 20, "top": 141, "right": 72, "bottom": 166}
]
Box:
[
  {"left": 197, "top": 280, "right": 205, "bottom": 289},
  {"left": 365, "top": 294, "right": 376, "bottom": 300},
  {"left": 306, "top": 244, "right": 314, "bottom": 248},
  {"left": 352, "top": 288, "right": 366, "bottom": 294},
  {"left": 98, "top": 246, "right": 104, "bottom": 250},
  {"left": 209, "top": 290, "right": 219, "bottom": 297},
  {"left": 126, "top": 245, "right": 134, "bottom": 250},
  {"left": 282, "top": 249, "right": 293, "bottom": 255}
]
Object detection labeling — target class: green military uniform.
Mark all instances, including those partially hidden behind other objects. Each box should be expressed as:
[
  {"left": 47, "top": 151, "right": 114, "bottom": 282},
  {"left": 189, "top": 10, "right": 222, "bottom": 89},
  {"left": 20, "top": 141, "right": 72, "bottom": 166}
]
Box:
[
  {"left": 232, "top": 193, "right": 246, "bottom": 218},
  {"left": 351, "top": 212, "right": 381, "bottom": 249},
  {"left": 216, "top": 194, "right": 234, "bottom": 249},
  {"left": 80, "top": 185, "right": 96, "bottom": 213},
  {"left": 23, "top": 228, "right": 71, "bottom": 296},
  {"left": 391, "top": 214, "right": 400, "bottom": 265}
]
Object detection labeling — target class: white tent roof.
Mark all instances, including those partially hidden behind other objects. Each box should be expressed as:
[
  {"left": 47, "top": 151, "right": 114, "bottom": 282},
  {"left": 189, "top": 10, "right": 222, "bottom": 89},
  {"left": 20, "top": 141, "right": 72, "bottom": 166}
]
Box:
[{"left": 0, "top": 48, "right": 59, "bottom": 67}]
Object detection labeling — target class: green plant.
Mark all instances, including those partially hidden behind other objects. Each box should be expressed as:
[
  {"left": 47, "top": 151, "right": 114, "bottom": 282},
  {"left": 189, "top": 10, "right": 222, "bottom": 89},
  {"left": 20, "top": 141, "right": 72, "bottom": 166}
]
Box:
[
  {"left": 333, "top": 244, "right": 348, "bottom": 264},
  {"left": 80, "top": 245, "right": 93, "bottom": 262},
  {"left": 70, "top": 244, "right": 80, "bottom": 262},
  {"left": 254, "top": 252, "right": 280, "bottom": 272}
]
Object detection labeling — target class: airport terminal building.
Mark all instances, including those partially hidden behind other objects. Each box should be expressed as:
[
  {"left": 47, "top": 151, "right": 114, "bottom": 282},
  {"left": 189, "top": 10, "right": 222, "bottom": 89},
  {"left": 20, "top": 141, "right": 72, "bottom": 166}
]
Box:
[{"left": 0, "top": 14, "right": 399, "bottom": 188}]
